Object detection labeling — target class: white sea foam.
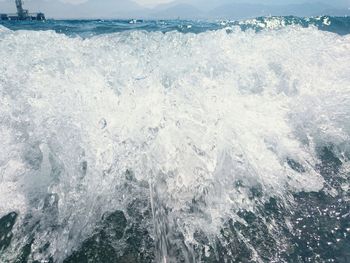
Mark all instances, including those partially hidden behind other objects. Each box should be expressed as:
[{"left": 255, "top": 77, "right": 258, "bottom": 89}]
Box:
[
  {"left": 0, "top": 25, "right": 10, "bottom": 32},
  {"left": 0, "top": 26, "right": 350, "bottom": 261}
]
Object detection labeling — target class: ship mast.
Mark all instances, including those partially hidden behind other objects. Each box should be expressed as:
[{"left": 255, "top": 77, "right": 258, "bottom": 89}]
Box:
[{"left": 15, "top": 0, "right": 27, "bottom": 19}]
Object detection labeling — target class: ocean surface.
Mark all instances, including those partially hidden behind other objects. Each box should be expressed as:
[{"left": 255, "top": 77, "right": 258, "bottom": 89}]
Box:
[{"left": 0, "top": 16, "right": 350, "bottom": 263}]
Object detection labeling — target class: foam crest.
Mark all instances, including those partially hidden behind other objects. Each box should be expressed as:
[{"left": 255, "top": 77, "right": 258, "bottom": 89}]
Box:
[
  {"left": 0, "top": 26, "right": 349, "bottom": 261},
  {"left": 0, "top": 25, "right": 10, "bottom": 32}
]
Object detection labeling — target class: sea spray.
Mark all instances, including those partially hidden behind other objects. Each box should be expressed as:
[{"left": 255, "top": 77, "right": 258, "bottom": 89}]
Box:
[{"left": 0, "top": 18, "right": 349, "bottom": 262}]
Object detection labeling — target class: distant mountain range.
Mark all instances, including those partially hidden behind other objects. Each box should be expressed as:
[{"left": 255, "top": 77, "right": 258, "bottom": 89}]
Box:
[
  {"left": 0, "top": 0, "right": 349, "bottom": 19},
  {"left": 0, "top": 0, "right": 144, "bottom": 18}
]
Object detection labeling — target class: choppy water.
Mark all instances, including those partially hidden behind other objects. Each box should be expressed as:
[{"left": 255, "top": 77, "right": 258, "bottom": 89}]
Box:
[
  {"left": 1, "top": 16, "right": 350, "bottom": 36},
  {"left": 0, "top": 16, "right": 350, "bottom": 263}
]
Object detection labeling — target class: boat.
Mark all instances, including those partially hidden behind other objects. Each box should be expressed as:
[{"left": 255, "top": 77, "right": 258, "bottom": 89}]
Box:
[{"left": 0, "top": 0, "right": 45, "bottom": 21}]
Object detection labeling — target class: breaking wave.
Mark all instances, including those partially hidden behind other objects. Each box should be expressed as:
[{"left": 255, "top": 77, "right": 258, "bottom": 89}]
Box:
[{"left": 0, "top": 20, "right": 350, "bottom": 262}]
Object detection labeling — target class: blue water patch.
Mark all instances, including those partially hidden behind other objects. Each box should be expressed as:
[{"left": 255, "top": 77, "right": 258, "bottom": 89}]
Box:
[{"left": 1, "top": 16, "right": 350, "bottom": 37}]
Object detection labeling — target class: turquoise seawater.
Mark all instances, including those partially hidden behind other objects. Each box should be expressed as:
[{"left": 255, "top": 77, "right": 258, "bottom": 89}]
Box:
[
  {"left": 1, "top": 16, "right": 350, "bottom": 36},
  {"left": 0, "top": 16, "right": 349, "bottom": 263}
]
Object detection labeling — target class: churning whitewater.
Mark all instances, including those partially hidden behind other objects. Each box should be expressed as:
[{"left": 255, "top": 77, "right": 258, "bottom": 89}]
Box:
[{"left": 0, "top": 18, "right": 350, "bottom": 262}]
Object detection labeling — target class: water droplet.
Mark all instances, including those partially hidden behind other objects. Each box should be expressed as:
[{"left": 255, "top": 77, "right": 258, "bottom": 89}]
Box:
[{"left": 99, "top": 118, "right": 107, "bottom": 129}]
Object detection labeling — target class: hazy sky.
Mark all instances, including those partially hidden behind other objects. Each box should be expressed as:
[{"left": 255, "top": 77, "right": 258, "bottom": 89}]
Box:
[
  {"left": 53, "top": 0, "right": 350, "bottom": 7},
  {"left": 0, "top": 0, "right": 349, "bottom": 18},
  {"left": 1, "top": 0, "right": 349, "bottom": 7},
  {"left": 42, "top": 0, "right": 175, "bottom": 7},
  {"left": 134, "top": 0, "right": 173, "bottom": 7}
]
